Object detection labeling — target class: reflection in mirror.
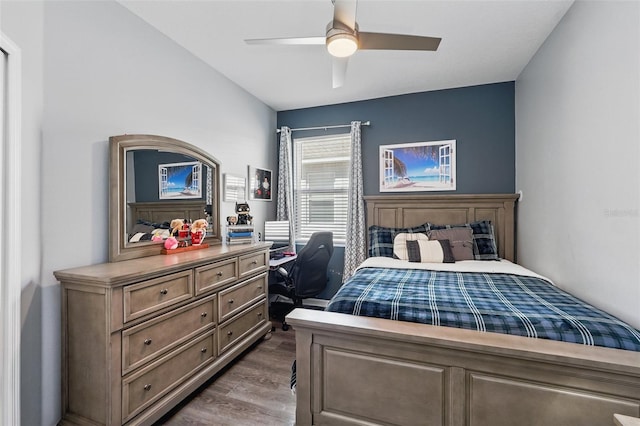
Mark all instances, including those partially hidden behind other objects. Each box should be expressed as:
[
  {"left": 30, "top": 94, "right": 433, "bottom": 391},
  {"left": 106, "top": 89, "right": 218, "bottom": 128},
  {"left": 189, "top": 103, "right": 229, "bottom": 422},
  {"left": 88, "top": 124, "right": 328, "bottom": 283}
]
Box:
[{"left": 109, "top": 135, "right": 221, "bottom": 262}]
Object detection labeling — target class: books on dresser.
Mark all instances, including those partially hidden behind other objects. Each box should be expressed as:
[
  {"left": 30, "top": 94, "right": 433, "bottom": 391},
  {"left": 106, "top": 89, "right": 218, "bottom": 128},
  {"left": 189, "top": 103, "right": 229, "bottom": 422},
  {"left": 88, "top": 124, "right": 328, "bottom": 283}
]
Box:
[{"left": 226, "top": 225, "right": 254, "bottom": 245}]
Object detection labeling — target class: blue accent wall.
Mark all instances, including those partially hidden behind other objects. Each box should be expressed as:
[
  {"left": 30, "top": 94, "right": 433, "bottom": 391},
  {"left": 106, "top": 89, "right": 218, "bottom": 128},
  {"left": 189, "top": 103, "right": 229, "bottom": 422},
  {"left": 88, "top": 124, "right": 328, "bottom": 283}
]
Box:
[
  {"left": 277, "top": 82, "right": 515, "bottom": 298},
  {"left": 277, "top": 82, "right": 515, "bottom": 195}
]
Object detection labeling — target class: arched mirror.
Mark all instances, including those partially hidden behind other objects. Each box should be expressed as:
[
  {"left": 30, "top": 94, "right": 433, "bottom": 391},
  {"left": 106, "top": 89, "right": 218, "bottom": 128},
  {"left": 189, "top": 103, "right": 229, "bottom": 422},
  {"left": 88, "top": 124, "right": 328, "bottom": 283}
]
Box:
[{"left": 109, "top": 134, "right": 221, "bottom": 262}]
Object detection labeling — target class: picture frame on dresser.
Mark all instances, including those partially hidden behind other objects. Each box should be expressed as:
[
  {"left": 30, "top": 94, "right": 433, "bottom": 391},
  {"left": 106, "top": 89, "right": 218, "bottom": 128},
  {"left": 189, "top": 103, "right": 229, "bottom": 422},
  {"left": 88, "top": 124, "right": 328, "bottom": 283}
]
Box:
[{"left": 223, "top": 173, "right": 246, "bottom": 202}]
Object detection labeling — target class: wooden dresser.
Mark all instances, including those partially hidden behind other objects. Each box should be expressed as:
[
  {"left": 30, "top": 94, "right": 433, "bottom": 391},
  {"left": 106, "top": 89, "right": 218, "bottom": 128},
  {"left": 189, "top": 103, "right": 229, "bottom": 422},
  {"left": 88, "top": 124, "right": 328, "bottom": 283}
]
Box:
[{"left": 54, "top": 243, "right": 272, "bottom": 426}]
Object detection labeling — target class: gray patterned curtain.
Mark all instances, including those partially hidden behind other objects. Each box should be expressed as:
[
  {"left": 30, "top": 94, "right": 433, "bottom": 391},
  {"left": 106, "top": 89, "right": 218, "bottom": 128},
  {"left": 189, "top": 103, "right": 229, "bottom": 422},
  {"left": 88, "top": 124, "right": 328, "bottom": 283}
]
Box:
[
  {"left": 343, "top": 121, "right": 366, "bottom": 281},
  {"left": 276, "top": 126, "right": 296, "bottom": 253}
]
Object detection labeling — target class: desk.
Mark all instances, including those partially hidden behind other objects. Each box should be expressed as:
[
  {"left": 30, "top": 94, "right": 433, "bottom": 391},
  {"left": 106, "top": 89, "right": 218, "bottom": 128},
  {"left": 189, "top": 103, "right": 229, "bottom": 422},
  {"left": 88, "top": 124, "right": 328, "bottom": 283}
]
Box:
[
  {"left": 268, "top": 254, "right": 297, "bottom": 331},
  {"left": 269, "top": 254, "right": 297, "bottom": 269},
  {"left": 268, "top": 254, "right": 297, "bottom": 289}
]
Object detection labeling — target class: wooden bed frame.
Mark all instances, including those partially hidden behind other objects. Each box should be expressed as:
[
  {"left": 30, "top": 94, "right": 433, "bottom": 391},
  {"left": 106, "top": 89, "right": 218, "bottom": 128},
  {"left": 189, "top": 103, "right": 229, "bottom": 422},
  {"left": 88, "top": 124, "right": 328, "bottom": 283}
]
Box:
[
  {"left": 127, "top": 200, "right": 206, "bottom": 232},
  {"left": 286, "top": 194, "right": 640, "bottom": 426}
]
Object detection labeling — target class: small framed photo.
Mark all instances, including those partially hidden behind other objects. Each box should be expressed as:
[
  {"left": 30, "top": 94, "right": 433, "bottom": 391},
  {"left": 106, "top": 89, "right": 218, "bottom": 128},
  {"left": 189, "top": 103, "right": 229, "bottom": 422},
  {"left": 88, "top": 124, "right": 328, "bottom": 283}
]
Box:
[
  {"left": 158, "top": 161, "right": 203, "bottom": 199},
  {"left": 380, "top": 140, "right": 456, "bottom": 192},
  {"left": 248, "top": 166, "right": 272, "bottom": 201},
  {"left": 223, "top": 173, "right": 246, "bottom": 202}
]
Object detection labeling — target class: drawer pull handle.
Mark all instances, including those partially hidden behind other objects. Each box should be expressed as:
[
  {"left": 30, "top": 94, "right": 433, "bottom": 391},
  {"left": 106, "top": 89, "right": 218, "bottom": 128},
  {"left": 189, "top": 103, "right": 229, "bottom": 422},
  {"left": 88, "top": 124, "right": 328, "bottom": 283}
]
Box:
[
  {"left": 143, "top": 384, "right": 152, "bottom": 391},
  {"left": 250, "top": 260, "right": 258, "bottom": 265},
  {"left": 201, "top": 312, "right": 207, "bottom": 318},
  {"left": 143, "top": 339, "right": 152, "bottom": 345},
  {"left": 160, "top": 289, "right": 168, "bottom": 295},
  {"left": 216, "top": 271, "right": 223, "bottom": 277},
  {"left": 228, "top": 299, "right": 234, "bottom": 304},
  {"left": 257, "top": 312, "right": 263, "bottom": 317},
  {"left": 200, "top": 347, "right": 207, "bottom": 353},
  {"left": 227, "top": 331, "right": 233, "bottom": 336}
]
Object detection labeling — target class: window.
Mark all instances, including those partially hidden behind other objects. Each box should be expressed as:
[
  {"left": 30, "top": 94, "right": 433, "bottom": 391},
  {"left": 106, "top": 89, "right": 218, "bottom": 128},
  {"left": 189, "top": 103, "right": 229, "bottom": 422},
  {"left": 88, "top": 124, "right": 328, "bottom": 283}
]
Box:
[{"left": 294, "top": 133, "right": 351, "bottom": 244}]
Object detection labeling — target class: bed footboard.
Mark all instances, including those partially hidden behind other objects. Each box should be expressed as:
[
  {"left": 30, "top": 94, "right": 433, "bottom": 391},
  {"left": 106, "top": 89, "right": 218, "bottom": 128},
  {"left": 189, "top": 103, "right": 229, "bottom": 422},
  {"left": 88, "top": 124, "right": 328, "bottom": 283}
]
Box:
[{"left": 287, "top": 309, "right": 640, "bottom": 426}]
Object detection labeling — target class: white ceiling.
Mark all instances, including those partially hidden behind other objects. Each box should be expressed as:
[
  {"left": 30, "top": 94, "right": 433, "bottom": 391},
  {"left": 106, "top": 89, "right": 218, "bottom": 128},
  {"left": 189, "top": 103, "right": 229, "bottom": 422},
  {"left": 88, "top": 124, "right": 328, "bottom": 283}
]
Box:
[{"left": 119, "top": 0, "right": 574, "bottom": 111}]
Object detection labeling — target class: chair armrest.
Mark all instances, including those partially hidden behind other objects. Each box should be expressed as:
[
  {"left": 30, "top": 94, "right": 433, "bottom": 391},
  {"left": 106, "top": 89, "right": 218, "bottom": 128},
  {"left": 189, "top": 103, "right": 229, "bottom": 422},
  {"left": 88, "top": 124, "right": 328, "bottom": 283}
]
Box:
[{"left": 276, "top": 267, "right": 289, "bottom": 277}]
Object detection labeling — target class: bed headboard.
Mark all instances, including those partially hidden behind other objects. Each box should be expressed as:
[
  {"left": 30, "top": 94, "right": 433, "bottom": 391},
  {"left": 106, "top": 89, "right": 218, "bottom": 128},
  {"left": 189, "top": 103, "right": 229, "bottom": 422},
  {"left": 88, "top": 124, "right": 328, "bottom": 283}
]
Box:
[
  {"left": 364, "top": 194, "right": 519, "bottom": 262},
  {"left": 127, "top": 201, "right": 206, "bottom": 232}
]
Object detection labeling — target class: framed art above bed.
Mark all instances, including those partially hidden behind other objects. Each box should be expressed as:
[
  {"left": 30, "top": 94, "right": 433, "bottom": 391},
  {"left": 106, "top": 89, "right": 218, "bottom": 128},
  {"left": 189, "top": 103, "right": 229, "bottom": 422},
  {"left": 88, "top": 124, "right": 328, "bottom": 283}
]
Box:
[{"left": 380, "top": 140, "right": 456, "bottom": 192}]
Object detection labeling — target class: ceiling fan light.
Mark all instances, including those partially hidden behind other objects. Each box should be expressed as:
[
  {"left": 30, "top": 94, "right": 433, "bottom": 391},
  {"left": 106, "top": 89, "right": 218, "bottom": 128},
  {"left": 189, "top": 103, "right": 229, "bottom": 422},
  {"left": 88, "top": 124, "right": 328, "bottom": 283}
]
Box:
[{"left": 327, "top": 33, "right": 358, "bottom": 58}]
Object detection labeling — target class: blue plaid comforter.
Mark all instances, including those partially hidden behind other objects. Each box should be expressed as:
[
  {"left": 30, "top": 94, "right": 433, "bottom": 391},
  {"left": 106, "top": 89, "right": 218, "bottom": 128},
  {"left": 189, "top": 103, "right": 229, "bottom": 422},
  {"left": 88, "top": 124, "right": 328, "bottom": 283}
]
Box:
[{"left": 326, "top": 266, "right": 640, "bottom": 351}]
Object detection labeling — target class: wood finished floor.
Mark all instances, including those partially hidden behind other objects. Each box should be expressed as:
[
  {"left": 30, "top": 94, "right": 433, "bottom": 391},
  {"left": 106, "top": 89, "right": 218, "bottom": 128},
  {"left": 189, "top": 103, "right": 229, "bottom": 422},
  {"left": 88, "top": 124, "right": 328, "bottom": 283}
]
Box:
[{"left": 156, "top": 322, "right": 296, "bottom": 426}]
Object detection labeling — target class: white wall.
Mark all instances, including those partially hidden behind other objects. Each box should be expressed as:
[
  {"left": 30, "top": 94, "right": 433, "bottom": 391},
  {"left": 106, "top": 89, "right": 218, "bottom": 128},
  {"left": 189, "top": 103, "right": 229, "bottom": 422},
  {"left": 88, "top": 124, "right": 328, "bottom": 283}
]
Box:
[
  {"left": 516, "top": 0, "right": 639, "bottom": 328},
  {"left": 3, "top": 1, "right": 276, "bottom": 424}
]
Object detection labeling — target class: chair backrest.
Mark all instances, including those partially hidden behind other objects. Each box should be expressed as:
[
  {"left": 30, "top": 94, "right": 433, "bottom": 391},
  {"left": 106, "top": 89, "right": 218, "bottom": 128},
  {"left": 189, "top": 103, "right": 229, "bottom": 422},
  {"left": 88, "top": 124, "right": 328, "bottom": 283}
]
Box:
[{"left": 290, "top": 232, "right": 334, "bottom": 298}]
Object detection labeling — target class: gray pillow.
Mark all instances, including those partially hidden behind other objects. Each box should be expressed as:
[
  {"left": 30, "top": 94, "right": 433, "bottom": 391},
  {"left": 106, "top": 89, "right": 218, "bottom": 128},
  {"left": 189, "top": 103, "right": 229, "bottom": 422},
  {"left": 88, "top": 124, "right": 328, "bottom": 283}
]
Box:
[{"left": 427, "top": 227, "right": 474, "bottom": 261}]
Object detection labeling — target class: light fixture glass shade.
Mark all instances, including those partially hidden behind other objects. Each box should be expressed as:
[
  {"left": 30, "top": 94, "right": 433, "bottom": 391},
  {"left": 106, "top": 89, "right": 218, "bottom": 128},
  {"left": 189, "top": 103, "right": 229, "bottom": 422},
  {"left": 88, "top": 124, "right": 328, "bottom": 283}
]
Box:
[{"left": 327, "top": 33, "right": 358, "bottom": 58}]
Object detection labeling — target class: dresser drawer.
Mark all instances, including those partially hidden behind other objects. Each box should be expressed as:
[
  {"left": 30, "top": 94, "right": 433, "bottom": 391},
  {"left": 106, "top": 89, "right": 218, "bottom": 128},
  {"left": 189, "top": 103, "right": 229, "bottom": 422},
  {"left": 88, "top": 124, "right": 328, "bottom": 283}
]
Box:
[
  {"left": 218, "top": 301, "right": 267, "bottom": 354},
  {"left": 122, "top": 331, "right": 215, "bottom": 421},
  {"left": 122, "top": 295, "right": 216, "bottom": 374},
  {"left": 194, "top": 257, "right": 238, "bottom": 296},
  {"left": 218, "top": 273, "right": 267, "bottom": 322},
  {"left": 123, "top": 270, "right": 193, "bottom": 323},
  {"left": 238, "top": 251, "right": 267, "bottom": 278}
]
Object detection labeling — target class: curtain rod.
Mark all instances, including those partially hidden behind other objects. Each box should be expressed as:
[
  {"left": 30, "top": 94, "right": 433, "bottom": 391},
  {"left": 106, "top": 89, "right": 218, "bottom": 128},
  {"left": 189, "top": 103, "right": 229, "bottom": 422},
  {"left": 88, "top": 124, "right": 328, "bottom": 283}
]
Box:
[{"left": 276, "top": 121, "right": 370, "bottom": 133}]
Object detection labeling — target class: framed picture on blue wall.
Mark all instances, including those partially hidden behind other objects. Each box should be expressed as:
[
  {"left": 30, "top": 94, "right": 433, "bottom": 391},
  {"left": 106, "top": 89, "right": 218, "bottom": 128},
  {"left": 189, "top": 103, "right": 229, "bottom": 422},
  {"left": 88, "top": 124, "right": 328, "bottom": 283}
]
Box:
[
  {"left": 249, "top": 166, "right": 272, "bottom": 201},
  {"left": 158, "top": 161, "right": 203, "bottom": 199},
  {"left": 380, "top": 140, "right": 456, "bottom": 192}
]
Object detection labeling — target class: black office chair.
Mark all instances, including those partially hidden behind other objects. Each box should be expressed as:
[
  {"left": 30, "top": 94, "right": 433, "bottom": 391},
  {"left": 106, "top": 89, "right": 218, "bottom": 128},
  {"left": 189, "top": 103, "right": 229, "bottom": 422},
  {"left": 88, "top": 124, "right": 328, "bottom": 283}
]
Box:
[{"left": 269, "top": 231, "right": 334, "bottom": 330}]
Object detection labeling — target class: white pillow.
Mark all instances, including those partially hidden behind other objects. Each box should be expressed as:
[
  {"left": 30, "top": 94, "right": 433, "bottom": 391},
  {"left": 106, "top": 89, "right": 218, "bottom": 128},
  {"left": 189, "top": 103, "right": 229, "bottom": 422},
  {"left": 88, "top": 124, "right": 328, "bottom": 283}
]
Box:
[
  {"left": 394, "top": 233, "right": 455, "bottom": 263},
  {"left": 393, "top": 232, "right": 429, "bottom": 261},
  {"left": 408, "top": 240, "right": 449, "bottom": 263},
  {"left": 129, "top": 232, "right": 147, "bottom": 243}
]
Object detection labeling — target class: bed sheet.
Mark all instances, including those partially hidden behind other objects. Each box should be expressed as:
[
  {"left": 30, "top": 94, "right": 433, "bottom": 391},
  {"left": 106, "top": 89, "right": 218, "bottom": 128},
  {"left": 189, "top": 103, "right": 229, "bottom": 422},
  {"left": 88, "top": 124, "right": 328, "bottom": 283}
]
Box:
[{"left": 326, "top": 258, "right": 640, "bottom": 351}]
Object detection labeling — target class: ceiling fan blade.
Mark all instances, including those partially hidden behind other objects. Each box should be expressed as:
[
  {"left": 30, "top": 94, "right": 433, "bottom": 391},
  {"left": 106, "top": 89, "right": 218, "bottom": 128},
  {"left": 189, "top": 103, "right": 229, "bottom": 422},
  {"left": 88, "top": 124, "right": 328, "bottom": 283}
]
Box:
[
  {"left": 359, "top": 32, "right": 441, "bottom": 51},
  {"left": 332, "top": 56, "right": 349, "bottom": 88},
  {"left": 245, "top": 36, "right": 325, "bottom": 46},
  {"left": 333, "top": 0, "right": 358, "bottom": 29}
]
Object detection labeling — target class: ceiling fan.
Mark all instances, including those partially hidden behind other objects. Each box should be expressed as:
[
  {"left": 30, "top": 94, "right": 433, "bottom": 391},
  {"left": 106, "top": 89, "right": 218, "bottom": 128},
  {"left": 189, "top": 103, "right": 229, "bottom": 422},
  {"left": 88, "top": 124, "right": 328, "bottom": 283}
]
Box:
[{"left": 245, "top": 0, "right": 441, "bottom": 88}]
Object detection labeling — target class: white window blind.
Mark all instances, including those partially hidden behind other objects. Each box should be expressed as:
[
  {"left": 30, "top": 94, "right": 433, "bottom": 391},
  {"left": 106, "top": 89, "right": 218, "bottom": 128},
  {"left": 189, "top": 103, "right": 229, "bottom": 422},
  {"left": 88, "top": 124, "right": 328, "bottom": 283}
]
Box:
[{"left": 294, "top": 133, "right": 351, "bottom": 244}]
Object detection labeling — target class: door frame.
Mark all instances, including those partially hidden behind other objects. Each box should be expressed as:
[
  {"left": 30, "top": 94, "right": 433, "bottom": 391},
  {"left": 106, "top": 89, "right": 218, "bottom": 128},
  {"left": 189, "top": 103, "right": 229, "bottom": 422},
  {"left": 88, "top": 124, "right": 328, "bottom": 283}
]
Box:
[{"left": 0, "top": 32, "right": 22, "bottom": 426}]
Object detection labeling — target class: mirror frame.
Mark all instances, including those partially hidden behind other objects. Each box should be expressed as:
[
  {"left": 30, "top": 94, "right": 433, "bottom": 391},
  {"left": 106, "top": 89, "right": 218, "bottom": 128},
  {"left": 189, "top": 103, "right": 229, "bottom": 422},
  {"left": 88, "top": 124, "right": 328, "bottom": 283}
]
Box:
[{"left": 109, "top": 134, "right": 221, "bottom": 262}]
